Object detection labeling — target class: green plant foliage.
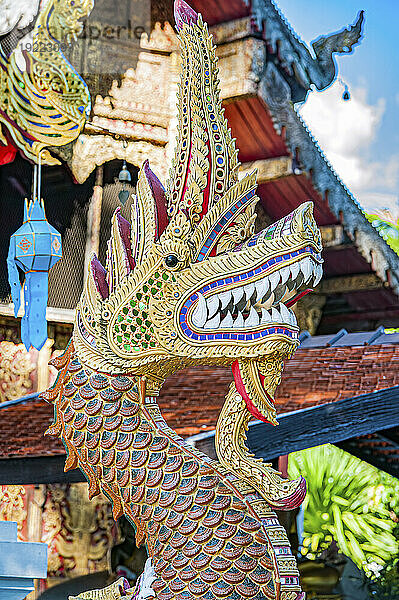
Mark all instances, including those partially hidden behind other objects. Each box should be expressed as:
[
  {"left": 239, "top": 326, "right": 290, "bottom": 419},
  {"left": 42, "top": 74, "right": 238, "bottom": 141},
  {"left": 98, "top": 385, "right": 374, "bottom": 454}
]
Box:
[
  {"left": 288, "top": 445, "right": 399, "bottom": 571},
  {"left": 366, "top": 213, "right": 399, "bottom": 255}
]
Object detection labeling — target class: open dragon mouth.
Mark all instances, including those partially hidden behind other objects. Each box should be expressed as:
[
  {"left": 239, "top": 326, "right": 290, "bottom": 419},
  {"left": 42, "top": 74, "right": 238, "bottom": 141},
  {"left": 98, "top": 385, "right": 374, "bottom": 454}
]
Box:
[{"left": 180, "top": 246, "right": 322, "bottom": 343}]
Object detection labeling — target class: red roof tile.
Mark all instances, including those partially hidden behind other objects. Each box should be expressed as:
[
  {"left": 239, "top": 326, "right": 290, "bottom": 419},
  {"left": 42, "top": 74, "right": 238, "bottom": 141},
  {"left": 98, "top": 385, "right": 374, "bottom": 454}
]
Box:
[{"left": 0, "top": 343, "right": 398, "bottom": 459}]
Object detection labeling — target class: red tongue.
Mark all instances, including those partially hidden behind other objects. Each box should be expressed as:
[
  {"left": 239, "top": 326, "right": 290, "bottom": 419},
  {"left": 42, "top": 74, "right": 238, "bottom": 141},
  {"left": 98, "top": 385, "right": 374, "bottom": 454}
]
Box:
[
  {"left": 232, "top": 360, "right": 275, "bottom": 424},
  {"left": 285, "top": 288, "right": 313, "bottom": 308}
]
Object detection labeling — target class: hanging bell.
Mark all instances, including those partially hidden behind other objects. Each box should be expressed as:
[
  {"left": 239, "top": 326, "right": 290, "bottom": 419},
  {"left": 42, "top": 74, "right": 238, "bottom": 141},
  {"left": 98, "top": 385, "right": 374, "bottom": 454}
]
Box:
[
  {"left": 118, "top": 160, "right": 131, "bottom": 183},
  {"left": 342, "top": 86, "right": 350, "bottom": 101},
  {"left": 118, "top": 160, "right": 131, "bottom": 205}
]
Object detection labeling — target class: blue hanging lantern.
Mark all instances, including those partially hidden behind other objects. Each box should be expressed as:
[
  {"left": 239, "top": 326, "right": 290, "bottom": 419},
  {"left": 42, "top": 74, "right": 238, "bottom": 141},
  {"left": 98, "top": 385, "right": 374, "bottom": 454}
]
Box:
[{"left": 7, "top": 193, "right": 62, "bottom": 351}]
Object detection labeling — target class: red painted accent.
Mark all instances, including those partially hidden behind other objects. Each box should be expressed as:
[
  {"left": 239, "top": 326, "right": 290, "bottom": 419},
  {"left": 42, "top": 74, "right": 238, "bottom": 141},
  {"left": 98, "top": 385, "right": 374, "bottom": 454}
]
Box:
[
  {"left": 115, "top": 208, "right": 136, "bottom": 272},
  {"left": 90, "top": 254, "right": 109, "bottom": 299},
  {"left": 278, "top": 455, "right": 289, "bottom": 478},
  {"left": 0, "top": 142, "right": 17, "bottom": 165},
  {"left": 286, "top": 288, "right": 312, "bottom": 308},
  {"left": 143, "top": 160, "right": 169, "bottom": 238},
  {"left": 231, "top": 360, "right": 274, "bottom": 424},
  {"left": 258, "top": 175, "right": 338, "bottom": 227},
  {"left": 189, "top": 0, "right": 249, "bottom": 25}
]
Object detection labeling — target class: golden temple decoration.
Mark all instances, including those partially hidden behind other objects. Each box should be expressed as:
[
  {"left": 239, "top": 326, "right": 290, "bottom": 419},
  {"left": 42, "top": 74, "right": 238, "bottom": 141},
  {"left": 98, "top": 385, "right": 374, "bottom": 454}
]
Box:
[
  {"left": 0, "top": 485, "right": 27, "bottom": 537},
  {"left": 216, "top": 377, "right": 306, "bottom": 509},
  {"left": 70, "top": 16, "right": 274, "bottom": 184},
  {"left": 240, "top": 157, "right": 294, "bottom": 184},
  {"left": 139, "top": 22, "right": 178, "bottom": 53},
  {"left": 72, "top": 135, "right": 168, "bottom": 184},
  {"left": 42, "top": 2, "right": 325, "bottom": 599},
  {"left": 72, "top": 22, "right": 178, "bottom": 183},
  {"left": 0, "top": 341, "right": 34, "bottom": 403},
  {"left": 0, "top": 483, "right": 118, "bottom": 587},
  {"left": 70, "top": 578, "right": 133, "bottom": 600},
  {"left": 42, "top": 483, "right": 117, "bottom": 578},
  {"left": 0, "top": 0, "right": 94, "bottom": 164}
]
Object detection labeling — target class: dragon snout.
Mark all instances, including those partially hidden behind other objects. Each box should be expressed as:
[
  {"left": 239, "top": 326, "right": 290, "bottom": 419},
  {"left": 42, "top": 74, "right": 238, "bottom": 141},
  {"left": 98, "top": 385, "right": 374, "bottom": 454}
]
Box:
[
  {"left": 186, "top": 202, "right": 322, "bottom": 341},
  {"left": 243, "top": 201, "right": 321, "bottom": 250}
]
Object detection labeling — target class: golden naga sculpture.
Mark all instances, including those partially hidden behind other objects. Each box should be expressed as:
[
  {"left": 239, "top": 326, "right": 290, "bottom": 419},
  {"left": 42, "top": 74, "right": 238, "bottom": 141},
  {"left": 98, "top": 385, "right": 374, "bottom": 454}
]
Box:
[
  {"left": 43, "top": 1, "right": 323, "bottom": 598},
  {"left": 0, "top": 0, "right": 93, "bottom": 165}
]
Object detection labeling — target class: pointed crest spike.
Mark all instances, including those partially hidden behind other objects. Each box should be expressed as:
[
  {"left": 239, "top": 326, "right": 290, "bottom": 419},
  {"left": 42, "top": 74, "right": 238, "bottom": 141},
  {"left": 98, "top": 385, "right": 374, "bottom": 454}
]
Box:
[
  {"left": 143, "top": 160, "right": 169, "bottom": 238},
  {"left": 167, "top": 0, "right": 240, "bottom": 226},
  {"left": 174, "top": 0, "right": 198, "bottom": 31},
  {"left": 114, "top": 208, "right": 136, "bottom": 271},
  {"left": 90, "top": 254, "right": 109, "bottom": 299}
]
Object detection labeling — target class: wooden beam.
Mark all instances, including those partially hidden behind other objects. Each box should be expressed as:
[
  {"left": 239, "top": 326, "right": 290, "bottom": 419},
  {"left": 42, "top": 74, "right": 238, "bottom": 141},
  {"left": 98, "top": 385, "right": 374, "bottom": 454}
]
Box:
[
  {"left": 240, "top": 156, "right": 292, "bottom": 183},
  {"left": 0, "top": 455, "right": 85, "bottom": 485},
  {"left": 337, "top": 428, "right": 399, "bottom": 478},
  {"left": 318, "top": 273, "right": 385, "bottom": 295},
  {"left": 0, "top": 303, "right": 75, "bottom": 323},
  {"left": 192, "top": 386, "right": 399, "bottom": 478}
]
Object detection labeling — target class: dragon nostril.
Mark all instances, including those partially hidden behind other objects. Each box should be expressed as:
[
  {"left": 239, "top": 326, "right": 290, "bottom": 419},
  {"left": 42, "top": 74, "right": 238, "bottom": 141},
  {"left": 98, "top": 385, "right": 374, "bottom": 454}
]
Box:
[{"left": 165, "top": 254, "right": 179, "bottom": 268}]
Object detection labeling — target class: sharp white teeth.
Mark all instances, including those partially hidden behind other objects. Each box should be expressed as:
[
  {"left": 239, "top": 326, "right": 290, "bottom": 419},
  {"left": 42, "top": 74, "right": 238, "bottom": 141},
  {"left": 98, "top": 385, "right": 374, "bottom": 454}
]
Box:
[
  {"left": 271, "top": 307, "right": 280, "bottom": 322},
  {"left": 290, "top": 262, "right": 300, "bottom": 280},
  {"left": 232, "top": 287, "right": 244, "bottom": 304},
  {"left": 280, "top": 266, "right": 290, "bottom": 285},
  {"left": 244, "top": 283, "right": 255, "bottom": 301},
  {"left": 193, "top": 258, "right": 312, "bottom": 331},
  {"left": 255, "top": 278, "right": 269, "bottom": 302},
  {"left": 233, "top": 312, "right": 244, "bottom": 328},
  {"left": 218, "top": 291, "right": 232, "bottom": 310},
  {"left": 301, "top": 257, "right": 313, "bottom": 284},
  {"left": 279, "top": 302, "right": 291, "bottom": 324},
  {"left": 192, "top": 292, "right": 207, "bottom": 327},
  {"left": 261, "top": 308, "right": 271, "bottom": 323},
  {"left": 313, "top": 263, "right": 323, "bottom": 286},
  {"left": 269, "top": 271, "right": 280, "bottom": 289},
  {"left": 204, "top": 313, "right": 220, "bottom": 329},
  {"left": 245, "top": 306, "right": 259, "bottom": 327},
  {"left": 262, "top": 291, "right": 275, "bottom": 309},
  {"left": 220, "top": 311, "right": 233, "bottom": 328},
  {"left": 206, "top": 295, "right": 220, "bottom": 319}
]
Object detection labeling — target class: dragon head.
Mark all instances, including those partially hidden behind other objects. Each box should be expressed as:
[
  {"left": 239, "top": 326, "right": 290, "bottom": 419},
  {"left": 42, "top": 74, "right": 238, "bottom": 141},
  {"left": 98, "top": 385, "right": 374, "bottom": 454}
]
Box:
[{"left": 75, "top": 0, "right": 322, "bottom": 430}]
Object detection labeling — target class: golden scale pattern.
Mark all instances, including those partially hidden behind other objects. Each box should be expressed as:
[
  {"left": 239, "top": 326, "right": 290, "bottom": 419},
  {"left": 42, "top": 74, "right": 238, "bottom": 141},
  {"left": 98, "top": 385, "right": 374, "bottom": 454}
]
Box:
[{"left": 44, "top": 343, "right": 300, "bottom": 600}]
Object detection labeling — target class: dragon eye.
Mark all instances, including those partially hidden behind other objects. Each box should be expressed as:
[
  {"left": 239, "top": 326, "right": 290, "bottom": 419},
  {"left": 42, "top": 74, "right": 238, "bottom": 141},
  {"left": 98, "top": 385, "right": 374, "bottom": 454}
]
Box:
[{"left": 165, "top": 254, "right": 179, "bottom": 268}]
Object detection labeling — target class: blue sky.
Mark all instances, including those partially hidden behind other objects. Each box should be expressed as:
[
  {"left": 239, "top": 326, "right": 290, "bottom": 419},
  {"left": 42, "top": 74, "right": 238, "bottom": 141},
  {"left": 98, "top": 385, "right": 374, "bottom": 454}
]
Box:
[{"left": 275, "top": 0, "right": 399, "bottom": 219}]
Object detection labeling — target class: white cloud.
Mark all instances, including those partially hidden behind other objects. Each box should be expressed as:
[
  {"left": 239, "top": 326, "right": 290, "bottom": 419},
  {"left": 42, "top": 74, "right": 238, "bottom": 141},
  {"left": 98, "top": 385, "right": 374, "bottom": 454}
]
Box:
[
  {"left": 298, "top": 81, "right": 399, "bottom": 217},
  {"left": 356, "top": 192, "right": 399, "bottom": 219}
]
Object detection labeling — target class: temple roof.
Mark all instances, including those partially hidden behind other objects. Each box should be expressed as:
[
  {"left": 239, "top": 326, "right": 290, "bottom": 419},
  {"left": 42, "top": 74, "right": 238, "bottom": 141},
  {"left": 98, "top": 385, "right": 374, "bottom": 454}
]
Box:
[
  {"left": 192, "top": 0, "right": 364, "bottom": 100},
  {"left": 0, "top": 332, "right": 398, "bottom": 474}
]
